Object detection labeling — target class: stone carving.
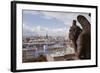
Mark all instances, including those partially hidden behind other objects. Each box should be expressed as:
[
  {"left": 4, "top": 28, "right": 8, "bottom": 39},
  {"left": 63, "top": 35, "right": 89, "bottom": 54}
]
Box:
[
  {"left": 69, "top": 15, "right": 91, "bottom": 59},
  {"left": 69, "top": 20, "right": 82, "bottom": 52}
]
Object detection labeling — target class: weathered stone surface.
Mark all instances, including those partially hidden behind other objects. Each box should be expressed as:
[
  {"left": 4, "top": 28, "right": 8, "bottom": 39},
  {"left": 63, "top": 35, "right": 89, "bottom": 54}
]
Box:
[
  {"left": 69, "top": 20, "right": 82, "bottom": 52},
  {"left": 69, "top": 15, "right": 91, "bottom": 59},
  {"left": 77, "top": 15, "right": 91, "bottom": 59}
]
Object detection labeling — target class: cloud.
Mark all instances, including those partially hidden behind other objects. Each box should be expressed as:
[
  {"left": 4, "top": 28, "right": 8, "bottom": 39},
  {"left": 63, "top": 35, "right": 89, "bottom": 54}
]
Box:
[
  {"left": 23, "top": 22, "right": 69, "bottom": 36},
  {"left": 31, "top": 25, "right": 68, "bottom": 36},
  {"left": 23, "top": 23, "right": 32, "bottom": 32},
  {"left": 23, "top": 23, "right": 39, "bottom": 36},
  {"left": 23, "top": 10, "right": 91, "bottom": 28},
  {"left": 23, "top": 10, "right": 91, "bottom": 37},
  {"left": 41, "top": 12, "right": 74, "bottom": 26},
  {"left": 41, "top": 11, "right": 91, "bottom": 27},
  {"left": 23, "top": 10, "right": 41, "bottom": 16}
]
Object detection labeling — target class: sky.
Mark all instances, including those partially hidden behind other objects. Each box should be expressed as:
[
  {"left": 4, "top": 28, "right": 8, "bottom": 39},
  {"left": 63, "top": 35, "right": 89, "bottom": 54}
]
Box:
[{"left": 23, "top": 10, "right": 91, "bottom": 37}]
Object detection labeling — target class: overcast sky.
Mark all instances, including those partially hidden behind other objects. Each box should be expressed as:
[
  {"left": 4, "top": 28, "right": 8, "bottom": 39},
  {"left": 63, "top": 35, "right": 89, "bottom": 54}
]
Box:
[{"left": 23, "top": 10, "right": 91, "bottom": 37}]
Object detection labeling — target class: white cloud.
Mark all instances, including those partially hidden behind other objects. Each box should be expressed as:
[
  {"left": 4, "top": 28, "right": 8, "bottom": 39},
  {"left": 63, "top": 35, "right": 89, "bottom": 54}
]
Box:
[
  {"left": 41, "top": 11, "right": 74, "bottom": 26},
  {"left": 23, "top": 11, "right": 91, "bottom": 37},
  {"left": 23, "top": 23, "right": 38, "bottom": 36},
  {"left": 24, "top": 10, "right": 91, "bottom": 28},
  {"left": 23, "top": 23, "right": 32, "bottom": 32},
  {"left": 23, "top": 10, "right": 40, "bottom": 15},
  {"left": 23, "top": 23, "right": 69, "bottom": 36},
  {"left": 41, "top": 11, "right": 91, "bottom": 28},
  {"left": 31, "top": 25, "right": 68, "bottom": 36},
  {"left": 32, "top": 26, "right": 46, "bottom": 32}
]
